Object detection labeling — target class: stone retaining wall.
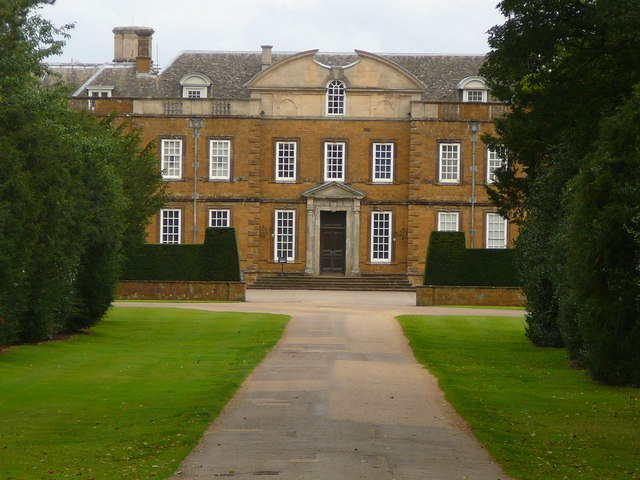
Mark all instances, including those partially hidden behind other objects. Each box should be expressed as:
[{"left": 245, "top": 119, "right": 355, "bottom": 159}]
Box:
[
  {"left": 117, "top": 281, "right": 246, "bottom": 301},
  {"left": 416, "top": 285, "right": 525, "bottom": 307}
]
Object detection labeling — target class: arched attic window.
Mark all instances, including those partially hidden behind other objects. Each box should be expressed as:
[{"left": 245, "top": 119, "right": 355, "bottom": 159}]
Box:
[
  {"left": 180, "top": 73, "right": 212, "bottom": 99},
  {"left": 326, "top": 80, "right": 345, "bottom": 116},
  {"left": 457, "top": 76, "right": 489, "bottom": 103}
]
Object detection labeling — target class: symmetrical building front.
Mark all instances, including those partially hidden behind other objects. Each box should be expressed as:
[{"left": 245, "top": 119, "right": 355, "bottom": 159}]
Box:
[{"left": 50, "top": 27, "right": 515, "bottom": 285}]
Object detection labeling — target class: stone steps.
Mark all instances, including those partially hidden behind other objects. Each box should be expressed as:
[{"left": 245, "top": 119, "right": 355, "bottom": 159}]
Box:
[{"left": 249, "top": 274, "right": 415, "bottom": 292}]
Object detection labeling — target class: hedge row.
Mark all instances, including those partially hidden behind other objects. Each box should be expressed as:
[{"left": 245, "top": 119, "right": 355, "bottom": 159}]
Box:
[
  {"left": 424, "top": 231, "right": 519, "bottom": 287},
  {"left": 121, "top": 227, "right": 241, "bottom": 282}
]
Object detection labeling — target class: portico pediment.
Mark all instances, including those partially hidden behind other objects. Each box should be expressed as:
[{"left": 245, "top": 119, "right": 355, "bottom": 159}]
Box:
[{"left": 302, "top": 182, "right": 367, "bottom": 200}]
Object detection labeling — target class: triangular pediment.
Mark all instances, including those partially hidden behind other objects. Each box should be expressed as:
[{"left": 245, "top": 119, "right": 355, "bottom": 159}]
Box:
[{"left": 302, "top": 182, "right": 367, "bottom": 200}]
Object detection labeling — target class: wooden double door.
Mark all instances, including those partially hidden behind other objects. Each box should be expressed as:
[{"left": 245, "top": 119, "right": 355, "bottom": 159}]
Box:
[{"left": 320, "top": 211, "right": 346, "bottom": 274}]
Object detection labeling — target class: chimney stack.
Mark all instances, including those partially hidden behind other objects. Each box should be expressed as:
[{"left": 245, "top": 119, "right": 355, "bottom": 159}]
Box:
[
  {"left": 113, "top": 26, "right": 154, "bottom": 74},
  {"left": 261, "top": 45, "right": 273, "bottom": 70}
]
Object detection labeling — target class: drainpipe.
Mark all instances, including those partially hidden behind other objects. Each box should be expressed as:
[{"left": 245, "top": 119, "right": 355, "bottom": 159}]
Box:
[
  {"left": 468, "top": 121, "right": 480, "bottom": 248},
  {"left": 189, "top": 118, "right": 203, "bottom": 243}
]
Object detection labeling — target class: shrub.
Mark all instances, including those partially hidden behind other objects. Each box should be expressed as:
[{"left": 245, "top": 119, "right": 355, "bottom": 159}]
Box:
[
  {"left": 202, "top": 227, "right": 241, "bottom": 281},
  {"left": 122, "top": 227, "right": 242, "bottom": 282},
  {"left": 424, "top": 231, "right": 519, "bottom": 287}
]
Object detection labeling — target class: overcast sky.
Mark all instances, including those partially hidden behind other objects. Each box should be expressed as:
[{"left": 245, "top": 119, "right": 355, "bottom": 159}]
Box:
[{"left": 40, "top": 0, "right": 505, "bottom": 68}]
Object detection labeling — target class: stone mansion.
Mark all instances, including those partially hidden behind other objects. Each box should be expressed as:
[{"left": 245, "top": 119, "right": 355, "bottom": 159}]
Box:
[{"left": 49, "top": 26, "right": 515, "bottom": 285}]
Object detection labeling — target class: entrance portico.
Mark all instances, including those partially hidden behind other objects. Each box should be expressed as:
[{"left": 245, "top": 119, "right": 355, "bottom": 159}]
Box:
[{"left": 302, "top": 182, "right": 366, "bottom": 276}]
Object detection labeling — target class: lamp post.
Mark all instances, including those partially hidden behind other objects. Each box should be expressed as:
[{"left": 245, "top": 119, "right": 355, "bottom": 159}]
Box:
[
  {"left": 189, "top": 118, "right": 203, "bottom": 243},
  {"left": 468, "top": 121, "right": 480, "bottom": 248}
]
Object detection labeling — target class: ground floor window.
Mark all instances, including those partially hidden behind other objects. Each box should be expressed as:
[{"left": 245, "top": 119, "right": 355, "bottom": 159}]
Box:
[
  {"left": 274, "top": 210, "right": 295, "bottom": 262},
  {"left": 160, "top": 209, "right": 181, "bottom": 244},
  {"left": 371, "top": 211, "right": 392, "bottom": 263},
  {"left": 209, "top": 209, "right": 230, "bottom": 227},
  {"left": 486, "top": 213, "right": 507, "bottom": 248},
  {"left": 437, "top": 211, "right": 459, "bottom": 231}
]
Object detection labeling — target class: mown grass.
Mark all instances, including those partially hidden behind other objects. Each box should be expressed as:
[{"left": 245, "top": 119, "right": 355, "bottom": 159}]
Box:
[
  {"left": 397, "top": 315, "right": 640, "bottom": 480},
  {"left": 0, "top": 308, "right": 288, "bottom": 480}
]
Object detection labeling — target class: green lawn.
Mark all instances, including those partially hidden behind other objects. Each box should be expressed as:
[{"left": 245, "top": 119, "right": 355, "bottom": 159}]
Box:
[
  {"left": 0, "top": 307, "right": 288, "bottom": 480},
  {"left": 397, "top": 315, "right": 640, "bottom": 480}
]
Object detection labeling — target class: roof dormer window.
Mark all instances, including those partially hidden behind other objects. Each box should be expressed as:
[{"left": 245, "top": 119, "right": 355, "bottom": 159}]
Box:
[
  {"left": 457, "top": 76, "right": 489, "bottom": 103},
  {"left": 180, "top": 73, "right": 212, "bottom": 99},
  {"left": 87, "top": 87, "right": 113, "bottom": 98}
]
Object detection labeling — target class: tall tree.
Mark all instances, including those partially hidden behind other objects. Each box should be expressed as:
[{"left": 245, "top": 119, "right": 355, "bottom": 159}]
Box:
[
  {"left": 0, "top": 0, "right": 164, "bottom": 344},
  {"left": 481, "top": 0, "right": 640, "bottom": 384},
  {"left": 561, "top": 88, "right": 640, "bottom": 386}
]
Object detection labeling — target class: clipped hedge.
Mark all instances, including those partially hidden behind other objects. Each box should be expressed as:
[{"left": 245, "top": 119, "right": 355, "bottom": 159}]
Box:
[
  {"left": 424, "top": 231, "right": 519, "bottom": 287},
  {"left": 202, "top": 227, "right": 241, "bottom": 281},
  {"left": 122, "top": 227, "right": 241, "bottom": 282}
]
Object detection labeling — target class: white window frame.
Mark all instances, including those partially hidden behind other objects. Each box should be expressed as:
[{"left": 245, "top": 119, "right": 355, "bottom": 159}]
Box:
[
  {"left": 209, "top": 209, "right": 230, "bottom": 227},
  {"left": 160, "top": 209, "right": 181, "bottom": 244},
  {"left": 275, "top": 141, "right": 297, "bottom": 182},
  {"left": 372, "top": 143, "right": 394, "bottom": 183},
  {"left": 160, "top": 138, "right": 183, "bottom": 180},
  {"left": 439, "top": 143, "right": 461, "bottom": 183},
  {"left": 324, "top": 141, "right": 346, "bottom": 182},
  {"left": 209, "top": 139, "right": 231, "bottom": 181},
  {"left": 438, "top": 212, "right": 460, "bottom": 232},
  {"left": 371, "top": 211, "right": 393, "bottom": 263},
  {"left": 486, "top": 213, "right": 508, "bottom": 249},
  {"left": 88, "top": 88, "right": 112, "bottom": 98},
  {"left": 487, "top": 147, "right": 505, "bottom": 184},
  {"left": 326, "top": 80, "right": 345, "bottom": 116},
  {"left": 183, "top": 87, "right": 207, "bottom": 99},
  {"left": 464, "top": 89, "right": 487, "bottom": 103},
  {"left": 274, "top": 210, "right": 296, "bottom": 262}
]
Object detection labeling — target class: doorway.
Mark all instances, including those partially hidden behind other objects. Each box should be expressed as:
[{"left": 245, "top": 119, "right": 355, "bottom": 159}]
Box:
[{"left": 320, "top": 211, "right": 346, "bottom": 274}]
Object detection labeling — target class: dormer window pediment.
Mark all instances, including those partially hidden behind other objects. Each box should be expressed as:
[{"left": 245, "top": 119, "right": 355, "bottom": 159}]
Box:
[
  {"left": 180, "top": 73, "right": 212, "bottom": 99},
  {"left": 457, "top": 76, "right": 489, "bottom": 103}
]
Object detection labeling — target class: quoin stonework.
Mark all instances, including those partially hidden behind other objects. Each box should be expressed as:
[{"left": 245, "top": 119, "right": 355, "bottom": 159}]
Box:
[{"left": 48, "top": 27, "right": 516, "bottom": 286}]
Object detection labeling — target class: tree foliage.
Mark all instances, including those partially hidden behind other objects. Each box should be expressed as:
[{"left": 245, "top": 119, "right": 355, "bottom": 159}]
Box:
[
  {"left": 481, "top": 0, "right": 640, "bottom": 385},
  {"left": 560, "top": 89, "right": 640, "bottom": 386},
  {"left": 0, "top": 0, "right": 164, "bottom": 344}
]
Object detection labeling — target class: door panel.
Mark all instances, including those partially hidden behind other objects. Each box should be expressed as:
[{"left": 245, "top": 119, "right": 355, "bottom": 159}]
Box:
[{"left": 320, "top": 212, "right": 346, "bottom": 274}]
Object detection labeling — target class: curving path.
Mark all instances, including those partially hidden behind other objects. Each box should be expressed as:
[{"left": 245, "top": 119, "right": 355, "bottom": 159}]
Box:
[{"left": 116, "top": 290, "right": 521, "bottom": 480}]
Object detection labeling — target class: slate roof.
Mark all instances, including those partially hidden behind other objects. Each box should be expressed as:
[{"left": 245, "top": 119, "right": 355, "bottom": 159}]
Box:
[{"left": 47, "top": 50, "right": 486, "bottom": 102}]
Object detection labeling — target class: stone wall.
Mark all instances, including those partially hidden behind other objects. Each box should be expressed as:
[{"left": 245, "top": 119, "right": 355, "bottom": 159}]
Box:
[
  {"left": 416, "top": 285, "right": 525, "bottom": 307},
  {"left": 117, "top": 281, "right": 246, "bottom": 301}
]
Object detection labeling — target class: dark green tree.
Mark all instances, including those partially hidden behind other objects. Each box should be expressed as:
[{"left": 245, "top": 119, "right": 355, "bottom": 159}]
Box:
[
  {"left": 560, "top": 87, "right": 640, "bottom": 386},
  {"left": 481, "top": 0, "right": 640, "bottom": 347},
  {"left": 0, "top": 0, "right": 164, "bottom": 343}
]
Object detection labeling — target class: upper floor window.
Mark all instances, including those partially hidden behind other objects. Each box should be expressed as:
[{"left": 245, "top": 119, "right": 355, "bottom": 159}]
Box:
[
  {"left": 209, "top": 139, "right": 231, "bottom": 180},
  {"left": 457, "top": 76, "right": 489, "bottom": 103},
  {"left": 160, "top": 209, "right": 181, "bottom": 244},
  {"left": 486, "top": 213, "right": 508, "bottom": 249},
  {"left": 438, "top": 212, "right": 459, "bottom": 231},
  {"left": 324, "top": 141, "right": 345, "bottom": 182},
  {"left": 160, "top": 138, "right": 182, "bottom": 180},
  {"left": 180, "top": 73, "right": 212, "bottom": 99},
  {"left": 372, "top": 143, "right": 394, "bottom": 183},
  {"left": 275, "top": 141, "right": 297, "bottom": 182},
  {"left": 87, "top": 87, "right": 113, "bottom": 98},
  {"left": 465, "top": 89, "right": 486, "bottom": 102},
  {"left": 487, "top": 147, "right": 505, "bottom": 184},
  {"left": 184, "top": 87, "right": 206, "bottom": 99},
  {"left": 326, "top": 80, "right": 345, "bottom": 116},
  {"left": 438, "top": 143, "right": 460, "bottom": 183},
  {"left": 209, "top": 209, "right": 230, "bottom": 227}
]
